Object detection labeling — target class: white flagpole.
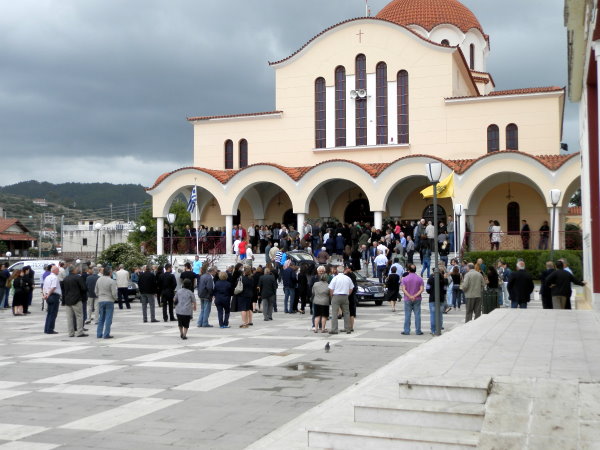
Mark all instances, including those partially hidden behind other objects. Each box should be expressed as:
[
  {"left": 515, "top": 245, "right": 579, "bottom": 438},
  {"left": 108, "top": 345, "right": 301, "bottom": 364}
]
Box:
[{"left": 194, "top": 181, "right": 199, "bottom": 255}]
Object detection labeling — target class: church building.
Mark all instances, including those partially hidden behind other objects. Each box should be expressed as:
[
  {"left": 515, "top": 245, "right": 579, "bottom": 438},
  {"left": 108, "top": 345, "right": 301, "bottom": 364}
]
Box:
[{"left": 148, "top": 0, "right": 580, "bottom": 255}]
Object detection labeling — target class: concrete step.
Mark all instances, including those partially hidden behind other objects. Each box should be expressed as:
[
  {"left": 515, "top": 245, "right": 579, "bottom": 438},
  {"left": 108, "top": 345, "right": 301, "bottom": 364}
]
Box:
[
  {"left": 308, "top": 422, "right": 479, "bottom": 449},
  {"left": 354, "top": 398, "right": 485, "bottom": 431},
  {"left": 398, "top": 378, "right": 492, "bottom": 404}
]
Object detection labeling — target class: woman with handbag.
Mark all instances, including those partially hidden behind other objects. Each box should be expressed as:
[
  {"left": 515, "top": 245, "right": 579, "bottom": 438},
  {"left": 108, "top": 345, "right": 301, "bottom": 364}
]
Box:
[
  {"left": 385, "top": 266, "right": 401, "bottom": 312},
  {"left": 311, "top": 273, "right": 331, "bottom": 333},
  {"left": 174, "top": 278, "right": 197, "bottom": 340}
]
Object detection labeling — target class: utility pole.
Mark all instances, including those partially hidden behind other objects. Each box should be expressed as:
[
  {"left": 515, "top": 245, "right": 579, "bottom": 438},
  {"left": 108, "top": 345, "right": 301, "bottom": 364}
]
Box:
[
  {"left": 109, "top": 203, "right": 113, "bottom": 221},
  {"left": 39, "top": 213, "right": 43, "bottom": 257},
  {"left": 61, "top": 215, "right": 64, "bottom": 252}
]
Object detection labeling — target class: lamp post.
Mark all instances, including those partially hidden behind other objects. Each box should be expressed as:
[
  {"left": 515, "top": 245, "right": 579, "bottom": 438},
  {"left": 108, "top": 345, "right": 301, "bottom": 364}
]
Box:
[
  {"left": 167, "top": 213, "right": 176, "bottom": 265},
  {"left": 550, "top": 189, "right": 562, "bottom": 262},
  {"left": 426, "top": 162, "right": 443, "bottom": 336},
  {"left": 454, "top": 203, "right": 463, "bottom": 263},
  {"left": 94, "top": 222, "right": 102, "bottom": 263},
  {"left": 6, "top": 251, "right": 11, "bottom": 266},
  {"left": 76, "top": 258, "right": 81, "bottom": 276},
  {"left": 139, "top": 226, "right": 147, "bottom": 254}
]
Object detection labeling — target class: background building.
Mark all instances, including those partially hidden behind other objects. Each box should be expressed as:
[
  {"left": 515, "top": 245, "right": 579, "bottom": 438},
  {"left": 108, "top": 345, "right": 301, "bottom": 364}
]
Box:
[{"left": 149, "top": 0, "right": 580, "bottom": 257}]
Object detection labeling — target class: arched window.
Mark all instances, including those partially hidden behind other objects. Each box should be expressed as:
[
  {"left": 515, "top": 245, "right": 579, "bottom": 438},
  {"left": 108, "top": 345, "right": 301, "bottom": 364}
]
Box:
[
  {"left": 507, "top": 202, "right": 520, "bottom": 234},
  {"left": 469, "top": 44, "right": 475, "bottom": 70},
  {"left": 239, "top": 139, "right": 248, "bottom": 168},
  {"left": 224, "top": 140, "right": 233, "bottom": 169},
  {"left": 314, "top": 77, "right": 326, "bottom": 149},
  {"left": 397, "top": 70, "right": 409, "bottom": 144},
  {"left": 335, "top": 67, "right": 346, "bottom": 147},
  {"left": 376, "top": 62, "right": 388, "bottom": 145},
  {"left": 506, "top": 123, "right": 519, "bottom": 150},
  {"left": 487, "top": 124, "right": 499, "bottom": 152},
  {"left": 441, "top": 39, "right": 450, "bottom": 46},
  {"left": 355, "top": 54, "right": 367, "bottom": 146}
]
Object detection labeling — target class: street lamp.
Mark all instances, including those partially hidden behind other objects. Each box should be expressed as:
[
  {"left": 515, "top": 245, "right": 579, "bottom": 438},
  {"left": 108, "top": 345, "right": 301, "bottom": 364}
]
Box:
[
  {"left": 76, "top": 258, "right": 81, "bottom": 275},
  {"left": 94, "top": 222, "right": 102, "bottom": 263},
  {"left": 550, "top": 189, "right": 562, "bottom": 261},
  {"left": 454, "top": 203, "right": 463, "bottom": 263},
  {"left": 6, "top": 251, "right": 11, "bottom": 266},
  {"left": 167, "top": 213, "right": 176, "bottom": 264},
  {"left": 139, "top": 226, "right": 147, "bottom": 233},
  {"left": 426, "top": 162, "right": 443, "bottom": 337}
]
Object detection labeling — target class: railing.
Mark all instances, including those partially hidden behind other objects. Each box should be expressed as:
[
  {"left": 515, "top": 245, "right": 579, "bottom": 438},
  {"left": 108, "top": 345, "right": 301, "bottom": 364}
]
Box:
[
  {"left": 163, "top": 236, "right": 226, "bottom": 255},
  {"left": 461, "top": 231, "right": 583, "bottom": 252}
]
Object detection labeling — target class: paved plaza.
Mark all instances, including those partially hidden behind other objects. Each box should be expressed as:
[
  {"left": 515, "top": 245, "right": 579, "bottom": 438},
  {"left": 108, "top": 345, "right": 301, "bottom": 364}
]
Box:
[{"left": 0, "top": 287, "right": 466, "bottom": 449}]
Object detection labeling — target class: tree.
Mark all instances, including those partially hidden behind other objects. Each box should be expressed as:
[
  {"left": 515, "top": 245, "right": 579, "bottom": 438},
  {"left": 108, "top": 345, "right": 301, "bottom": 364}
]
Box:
[
  {"left": 98, "top": 243, "right": 148, "bottom": 271},
  {"left": 569, "top": 189, "right": 581, "bottom": 207},
  {"left": 129, "top": 199, "right": 194, "bottom": 254}
]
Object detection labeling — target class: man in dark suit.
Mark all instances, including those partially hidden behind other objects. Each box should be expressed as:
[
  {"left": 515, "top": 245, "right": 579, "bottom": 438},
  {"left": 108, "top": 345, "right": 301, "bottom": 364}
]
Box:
[{"left": 507, "top": 260, "right": 534, "bottom": 308}]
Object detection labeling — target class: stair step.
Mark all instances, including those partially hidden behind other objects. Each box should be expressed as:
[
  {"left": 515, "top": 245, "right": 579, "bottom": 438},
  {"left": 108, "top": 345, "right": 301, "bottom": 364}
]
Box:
[
  {"left": 308, "top": 422, "right": 479, "bottom": 449},
  {"left": 398, "top": 378, "right": 492, "bottom": 404},
  {"left": 354, "top": 398, "right": 485, "bottom": 431}
]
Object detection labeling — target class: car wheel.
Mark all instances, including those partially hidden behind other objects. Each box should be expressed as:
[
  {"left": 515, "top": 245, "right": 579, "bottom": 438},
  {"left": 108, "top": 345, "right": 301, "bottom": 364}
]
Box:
[{"left": 375, "top": 300, "right": 383, "bottom": 306}]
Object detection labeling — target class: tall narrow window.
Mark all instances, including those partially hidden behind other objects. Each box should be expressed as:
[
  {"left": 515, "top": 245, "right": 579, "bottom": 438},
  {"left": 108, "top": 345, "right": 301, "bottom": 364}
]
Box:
[
  {"left": 506, "top": 123, "right": 519, "bottom": 150},
  {"left": 397, "top": 70, "right": 409, "bottom": 144},
  {"left": 355, "top": 54, "right": 367, "bottom": 146},
  {"left": 314, "top": 77, "right": 326, "bottom": 149},
  {"left": 469, "top": 44, "right": 475, "bottom": 70},
  {"left": 507, "top": 202, "right": 520, "bottom": 234},
  {"left": 376, "top": 62, "right": 388, "bottom": 145},
  {"left": 224, "top": 140, "right": 233, "bottom": 169},
  {"left": 335, "top": 67, "right": 346, "bottom": 147},
  {"left": 239, "top": 139, "right": 248, "bottom": 168},
  {"left": 487, "top": 124, "right": 499, "bottom": 152}
]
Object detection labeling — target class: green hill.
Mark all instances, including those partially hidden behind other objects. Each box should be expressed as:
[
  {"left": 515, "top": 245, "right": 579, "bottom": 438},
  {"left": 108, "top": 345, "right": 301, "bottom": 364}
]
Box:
[{"left": 0, "top": 181, "right": 150, "bottom": 211}]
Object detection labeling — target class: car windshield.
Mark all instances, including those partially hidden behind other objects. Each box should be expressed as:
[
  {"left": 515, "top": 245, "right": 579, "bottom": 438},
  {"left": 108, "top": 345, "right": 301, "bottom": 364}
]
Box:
[
  {"left": 354, "top": 272, "right": 368, "bottom": 282},
  {"left": 291, "top": 252, "right": 313, "bottom": 261}
]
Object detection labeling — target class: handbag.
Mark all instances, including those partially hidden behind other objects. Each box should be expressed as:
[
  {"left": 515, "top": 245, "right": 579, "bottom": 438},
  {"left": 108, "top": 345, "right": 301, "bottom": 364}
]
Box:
[{"left": 234, "top": 277, "right": 243, "bottom": 295}]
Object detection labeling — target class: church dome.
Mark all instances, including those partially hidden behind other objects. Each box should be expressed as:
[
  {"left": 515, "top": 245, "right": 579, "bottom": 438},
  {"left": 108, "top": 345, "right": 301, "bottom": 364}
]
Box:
[{"left": 376, "top": 0, "right": 484, "bottom": 34}]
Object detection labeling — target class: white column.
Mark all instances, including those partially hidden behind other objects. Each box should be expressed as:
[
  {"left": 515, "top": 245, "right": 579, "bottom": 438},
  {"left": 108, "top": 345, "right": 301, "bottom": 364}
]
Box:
[
  {"left": 297, "top": 213, "right": 305, "bottom": 237},
  {"left": 552, "top": 208, "right": 561, "bottom": 250},
  {"left": 326, "top": 86, "right": 335, "bottom": 148},
  {"left": 374, "top": 211, "right": 383, "bottom": 231},
  {"left": 225, "top": 215, "right": 233, "bottom": 255},
  {"left": 366, "top": 72, "right": 376, "bottom": 146},
  {"left": 156, "top": 217, "right": 164, "bottom": 256}
]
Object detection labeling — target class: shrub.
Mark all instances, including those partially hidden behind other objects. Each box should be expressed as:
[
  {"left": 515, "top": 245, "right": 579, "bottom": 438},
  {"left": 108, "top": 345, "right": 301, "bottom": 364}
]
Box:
[
  {"left": 462, "top": 250, "right": 583, "bottom": 280},
  {"left": 98, "top": 243, "right": 149, "bottom": 272}
]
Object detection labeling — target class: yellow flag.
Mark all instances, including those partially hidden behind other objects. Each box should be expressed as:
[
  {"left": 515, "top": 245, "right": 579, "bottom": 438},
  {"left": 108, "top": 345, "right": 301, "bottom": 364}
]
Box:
[{"left": 420, "top": 172, "right": 454, "bottom": 199}]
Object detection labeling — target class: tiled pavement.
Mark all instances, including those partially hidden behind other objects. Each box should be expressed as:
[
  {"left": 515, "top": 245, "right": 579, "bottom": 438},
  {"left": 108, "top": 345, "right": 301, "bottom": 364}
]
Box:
[{"left": 0, "top": 286, "right": 468, "bottom": 450}]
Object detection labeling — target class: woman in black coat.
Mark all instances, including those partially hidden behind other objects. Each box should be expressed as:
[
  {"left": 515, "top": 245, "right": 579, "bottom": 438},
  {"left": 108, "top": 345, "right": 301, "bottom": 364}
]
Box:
[
  {"left": 239, "top": 266, "right": 255, "bottom": 328},
  {"left": 539, "top": 261, "right": 555, "bottom": 309}
]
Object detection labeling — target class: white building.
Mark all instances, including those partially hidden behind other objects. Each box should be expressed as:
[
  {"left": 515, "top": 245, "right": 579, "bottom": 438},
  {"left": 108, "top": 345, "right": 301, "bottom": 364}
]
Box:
[{"left": 61, "top": 219, "right": 135, "bottom": 255}]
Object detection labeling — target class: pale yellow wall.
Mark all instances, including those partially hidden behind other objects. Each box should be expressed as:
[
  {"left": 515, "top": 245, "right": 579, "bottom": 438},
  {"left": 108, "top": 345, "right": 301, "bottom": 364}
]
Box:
[
  {"left": 264, "top": 195, "right": 292, "bottom": 225},
  {"left": 399, "top": 188, "right": 454, "bottom": 221},
  {"left": 191, "top": 18, "right": 563, "bottom": 170},
  {"left": 472, "top": 182, "right": 548, "bottom": 232},
  {"left": 445, "top": 95, "right": 563, "bottom": 159}
]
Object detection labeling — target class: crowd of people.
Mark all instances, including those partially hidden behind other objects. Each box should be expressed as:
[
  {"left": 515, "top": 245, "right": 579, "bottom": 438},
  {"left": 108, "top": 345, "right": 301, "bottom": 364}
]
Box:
[{"left": 0, "top": 216, "right": 584, "bottom": 340}]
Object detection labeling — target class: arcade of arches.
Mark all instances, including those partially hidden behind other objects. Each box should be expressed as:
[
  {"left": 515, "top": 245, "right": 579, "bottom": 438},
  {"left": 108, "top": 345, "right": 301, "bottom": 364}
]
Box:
[{"left": 147, "top": 154, "right": 580, "bottom": 255}]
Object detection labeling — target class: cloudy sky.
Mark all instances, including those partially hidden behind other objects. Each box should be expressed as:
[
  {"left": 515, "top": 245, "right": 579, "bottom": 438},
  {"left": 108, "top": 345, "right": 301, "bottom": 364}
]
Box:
[{"left": 0, "top": 0, "right": 574, "bottom": 187}]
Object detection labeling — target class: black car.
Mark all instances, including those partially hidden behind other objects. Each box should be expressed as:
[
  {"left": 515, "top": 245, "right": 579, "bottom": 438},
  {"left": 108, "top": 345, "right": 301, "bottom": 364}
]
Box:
[
  {"left": 285, "top": 250, "right": 317, "bottom": 273},
  {"left": 354, "top": 272, "right": 387, "bottom": 306}
]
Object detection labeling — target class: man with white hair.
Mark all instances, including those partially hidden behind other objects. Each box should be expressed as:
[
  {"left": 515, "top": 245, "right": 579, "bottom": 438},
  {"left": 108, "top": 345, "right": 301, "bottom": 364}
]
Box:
[
  {"left": 328, "top": 265, "right": 354, "bottom": 334},
  {"left": 115, "top": 264, "right": 131, "bottom": 310},
  {"left": 507, "top": 261, "right": 534, "bottom": 309}
]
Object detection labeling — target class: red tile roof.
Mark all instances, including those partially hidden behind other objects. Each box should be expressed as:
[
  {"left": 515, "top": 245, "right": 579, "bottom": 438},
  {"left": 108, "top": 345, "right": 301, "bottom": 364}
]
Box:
[
  {"left": 568, "top": 206, "right": 582, "bottom": 215},
  {"left": 446, "top": 86, "right": 564, "bottom": 100},
  {"left": 187, "top": 111, "right": 283, "bottom": 122},
  {"left": 147, "top": 152, "right": 580, "bottom": 191},
  {"left": 376, "top": 0, "right": 484, "bottom": 34},
  {"left": 268, "top": 17, "right": 448, "bottom": 66}
]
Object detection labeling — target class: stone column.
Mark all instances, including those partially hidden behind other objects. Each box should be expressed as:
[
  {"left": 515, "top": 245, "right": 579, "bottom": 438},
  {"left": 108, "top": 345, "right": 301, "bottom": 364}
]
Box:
[
  {"left": 297, "top": 213, "right": 305, "bottom": 237},
  {"left": 156, "top": 217, "right": 164, "bottom": 255},
  {"left": 374, "top": 211, "right": 383, "bottom": 231},
  {"left": 458, "top": 211, "right": 467, "bottom": 253},
  {"left": 225, "top": 215, "right": 233, "bottom": 255}
]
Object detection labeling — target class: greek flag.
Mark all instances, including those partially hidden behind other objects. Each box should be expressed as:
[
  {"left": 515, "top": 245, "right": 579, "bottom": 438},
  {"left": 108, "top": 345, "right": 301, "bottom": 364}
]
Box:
[{"left": 187, "top": 186, "right": 197, "bottom": 213}]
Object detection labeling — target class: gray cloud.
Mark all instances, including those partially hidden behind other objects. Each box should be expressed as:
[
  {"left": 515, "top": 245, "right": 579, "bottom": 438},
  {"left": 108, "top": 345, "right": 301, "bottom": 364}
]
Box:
[{"left": 0, "top": 0, "right": 575, "bottom": 186}]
